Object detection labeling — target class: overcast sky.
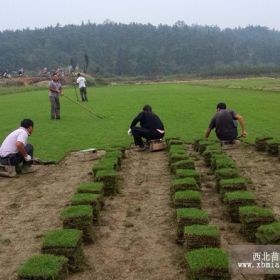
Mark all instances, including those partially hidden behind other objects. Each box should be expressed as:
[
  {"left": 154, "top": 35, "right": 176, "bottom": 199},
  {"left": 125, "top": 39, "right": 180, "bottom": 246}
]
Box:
[{"left": 0, "top": 0, "right": 279, "bottom": 31}]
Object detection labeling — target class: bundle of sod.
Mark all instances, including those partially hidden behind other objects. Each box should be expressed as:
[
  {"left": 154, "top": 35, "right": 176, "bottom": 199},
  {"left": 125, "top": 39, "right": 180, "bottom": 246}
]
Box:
[
  {"left": 18, "top": 254, "right": 68, "bottom": 280},
  {"left": 185, "top": 248, "right": 230, "bottom": 280},
  {"left": 168, "top": 139, "right": 184, "bottom": 150},
  {"left": 175, "top": 169, "right": 200, "bottom": 183},
  {"left": 170, "top": 159, "right": 195, "bottom": 173},
  {"left": 211, "top": 154, "right": 233, "bottom": 170},
  {"left": 256, "top": 222, "right": 280, "bottom": 244},
  {"left": 95, "top": 169, "right": 118, "bottom": 195},
  {"left": 218, "top": 177, "right": 247, "bottom": 195},
  {"left": 215, "top": 168, "right": 239, "bottom": 181},
  {"left": 197, "top": 140, "right": 216, "bottom": 154},
  {"left": 92, "top": 157, "right": 118, "bottom": 177},
  {"left": 170, "top": 178, "right": 200, "bottom": 196},
  {"left": 173, "top": 190, "right": 202, "bottom": 209},
  {"left": 176, "top": 208, "right": 209, "bottom": 243},
  {"left": 213, "top": 157, "right": 236, "bottom": 171},
  {"left": 255, "top": 136, "right": 273, "bottom": 151},
  {"left": 266, "top": 139, "right": 279, "bottom": 156},
  {"left": 193, "top": 138, "right": 204, "bottom": 152},
  {"left": 202, "top": 145, "right": 223, "bottom": 166},
  {"left": 61, "top": 205, "right": 94, "bottom": 244},
  {"left": 184, "top": 225, "right": 221, "bottom": 250},
  {"left": 105, "top": 150, "right": 123, "bottom": 166},
  {"left": 41, "top": 229, "right": 85, "bottom": 272},
  {"left": 239, "top": 206, "right": 275, "bottom": 242},
  {"left": 169, "top": 152, "right": 189, "bottom": 164},
  {"left": 223, "top": 191, "right": 256, "bottom": 222},
  {"left": 70, "top": 193, "right": 101, "bottom": 223},
  {"left": 77, "top": 182, "right": 104, "bottom": 208}
]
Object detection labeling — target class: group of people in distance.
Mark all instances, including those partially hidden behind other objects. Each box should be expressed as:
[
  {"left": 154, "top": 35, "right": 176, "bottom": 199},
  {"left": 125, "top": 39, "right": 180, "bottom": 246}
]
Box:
[{"left": 0, "top": 90, "right": 246, "bottom": 176}]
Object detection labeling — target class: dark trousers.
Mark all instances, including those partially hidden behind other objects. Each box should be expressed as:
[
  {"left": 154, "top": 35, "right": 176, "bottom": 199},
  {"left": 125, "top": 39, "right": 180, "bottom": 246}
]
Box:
[
  {"left": 80, "top": 87, "right": 88, "bottom": 101},
  {"left": 131, "top": 127, "right": 164, "bottom": 147},
  {"left": 0, "top": 144, "right": 33, "bottom": 169},
  {"left": 49, "top": 95, "right": 60, "bottom": 119}
]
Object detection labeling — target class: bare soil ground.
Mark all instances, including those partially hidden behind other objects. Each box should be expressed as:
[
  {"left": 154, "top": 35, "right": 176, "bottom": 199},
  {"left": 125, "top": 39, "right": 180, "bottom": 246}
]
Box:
[{"left": 69, "top": 149, "right": 185, "bottom": 280}]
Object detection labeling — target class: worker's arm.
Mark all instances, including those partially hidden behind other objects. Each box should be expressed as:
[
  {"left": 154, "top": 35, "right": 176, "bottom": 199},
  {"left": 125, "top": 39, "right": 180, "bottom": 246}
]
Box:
[
  {"left": 205, "top": 127, "right": 212, "bottom": 138},
  {"left": 16, "top": 141, "right": 29, "bottom": 159},
  {"left": 130, "top": 112, "right": 143, "bottom": 128},
  {"left": 235, "top": 114, "right": 247, "bottom": 137}
]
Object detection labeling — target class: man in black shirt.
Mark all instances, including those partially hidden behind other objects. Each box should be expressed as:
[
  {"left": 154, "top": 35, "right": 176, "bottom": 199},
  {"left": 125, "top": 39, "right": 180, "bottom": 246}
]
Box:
[
  {"left": 205, "top": 102, "right": 247, "bottom": 143},
  {"left": 129, "top": 105, "right": 165, "bottom": 150}
]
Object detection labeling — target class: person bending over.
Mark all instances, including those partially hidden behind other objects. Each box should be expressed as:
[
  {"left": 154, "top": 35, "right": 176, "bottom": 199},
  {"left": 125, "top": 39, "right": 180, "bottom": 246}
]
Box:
[
  {"left": 128, "top": 105, "right": 165, "bottom": 151},
  {"left": 205, "top": 102, "right": 247, "bottom": 143},
  {"left": 0, "top": 119, "right": 36, "bottom": 174}
]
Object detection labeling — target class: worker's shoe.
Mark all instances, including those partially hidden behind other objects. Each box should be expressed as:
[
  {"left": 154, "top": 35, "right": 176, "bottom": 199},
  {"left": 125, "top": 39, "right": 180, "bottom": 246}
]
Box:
[
  {"left": 135, "top": 146, "right": 147, "bottom": 152},
  {"left": 21, "top": 165, "right": 38, "bottom": 174},
  {"left": 0, "top": 164, "right": 17, "bottom": 178}
]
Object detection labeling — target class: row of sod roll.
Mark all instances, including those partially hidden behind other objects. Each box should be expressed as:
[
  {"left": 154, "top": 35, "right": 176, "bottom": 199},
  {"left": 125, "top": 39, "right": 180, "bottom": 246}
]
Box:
[
  {"left": 167, "top": 139, "right": 231, "bottom": 280},
  {"left": 195, "top": 138, "right": 280, "bottom": 280},
  {"left": 17, "top": 148, "right": 124, "bottom": 280}
]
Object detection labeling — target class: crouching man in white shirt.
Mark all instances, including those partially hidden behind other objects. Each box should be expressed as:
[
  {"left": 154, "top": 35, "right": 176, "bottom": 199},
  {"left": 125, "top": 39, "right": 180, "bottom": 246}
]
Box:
[{"left": 0, "top": 119, "right": 36, "bottom": 174}]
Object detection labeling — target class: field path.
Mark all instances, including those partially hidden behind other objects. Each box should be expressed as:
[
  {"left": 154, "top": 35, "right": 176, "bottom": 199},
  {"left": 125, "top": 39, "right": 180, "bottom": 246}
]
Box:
[
  {"left": 226, "top": 144, "right": 280, "bottom": 220},
  {"left": 69, "top": 149, "right": 185, "bottom": 280}
]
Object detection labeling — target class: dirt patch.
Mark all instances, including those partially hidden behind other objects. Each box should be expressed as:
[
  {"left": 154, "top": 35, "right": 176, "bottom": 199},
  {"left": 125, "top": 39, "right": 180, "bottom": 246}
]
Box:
[
  {"left": 226, "top": 144, "right": 280, "bottom": 220},
  {"left": 68, "top": 149, "right": 185, "bottom": 280},
  {"left": 0, "top": 151, "right": 100, "bottom": 280}
]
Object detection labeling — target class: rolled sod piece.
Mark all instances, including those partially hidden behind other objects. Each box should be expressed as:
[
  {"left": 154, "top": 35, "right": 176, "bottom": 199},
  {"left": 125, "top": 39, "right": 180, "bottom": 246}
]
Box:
[
  {"left": 255, "top": 136, "right": 273, "bottom": 151},
  {"left": 211, "top": 154, "right": 233, "bottom": 170},
  {"left": 223, "top": 191, "right": 256, "bottom": 222},
  {"left": 61, "top": 205, "right": 94, "bottom": 244},
  {"left": 168, "top": 139, "right": 184, "bottom": 150},
  {"left": 198, "top": 140, "right": 217, "bottom": 154},
  {"left": 185, "top": 248, "right": 230, "bottom": 280},
  {"left": 218, "top": 177, "right": 247, "bottom": 195},
  {"left": 170, "top": 159, "right": 195, "bottom": 173},
  {"left": 239, "top": 206, "right": 275, "bottom": 242},
  {"left": 184, "top": 224, "right": 221, "bottom": 250},
  {"left": 256, "top": 222, "right": 280, "bottom": 244},
  {"left": 214, "top": 157, "right": 236, "bottom": 170},
  {"left": 171, "top": 177, "right": 200, "bottom": 195},
  {"left": 77, "top": 182, "right": 104, "bottom": 195},
  {"left": 169, "top": 152, "right": 189, "bottom": 164},
  {"left": 175, "top": 169, "right": 200, "bottom": 183},
  {"left": 173, "top": 190, "right": 202, "bottom": 209},
  {"left": 70, "top": 193, "right": 101, "bottom": 223},
  {"left": 18, "top": 254, "right": 68, "bottom": 280},
  {"left": 202, "top": 147, "right": 223, "bottom": 166},
  {"left": 42, "top": 229, "right": 85, "bottom": 272},
  {"left": 176, "top": 208, "right": 209, "bottom": 243},
  {"left": 215, "top": 168, "right": 239, "bottom": 181},
  {"left": 95, "top": 169, "right": 118, "bottom": 195},
  {"left": 266, "top": 139, "right": 279, "bottom": 156}
]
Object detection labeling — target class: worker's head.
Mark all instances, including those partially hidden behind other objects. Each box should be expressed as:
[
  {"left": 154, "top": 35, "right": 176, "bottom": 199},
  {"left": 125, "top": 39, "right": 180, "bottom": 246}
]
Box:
[
  {"left": 77, "top": 73, "right": 81, "bottom": 77},
  {"left": 143, "top": 105, "right": 152, "bottom": 112},
  {"left": 52, "top": 74, "right": 59, "bottom": 81},
  {"left": 216, "top": 102, "right": 227, "bottom": 111},
  {"left": 21, "top": 119, "right": 34, "bottom": 135}
]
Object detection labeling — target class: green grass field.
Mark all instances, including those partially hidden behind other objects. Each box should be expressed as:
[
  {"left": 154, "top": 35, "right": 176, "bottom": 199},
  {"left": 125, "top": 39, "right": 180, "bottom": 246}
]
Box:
[{"left": 0, "top": 80, "right": 280, "bottom": 160}]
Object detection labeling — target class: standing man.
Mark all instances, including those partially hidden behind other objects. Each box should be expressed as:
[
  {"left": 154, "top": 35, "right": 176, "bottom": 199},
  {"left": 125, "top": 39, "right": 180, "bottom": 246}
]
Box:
[
  {"left": 49, "top": 74, "right": 63, "bottom": 120},
  {"left": 128, "top": 105, "right": 165, "bottom": 151},
  {"left": 205, "top": 102, "right": 247, "bottom": 143},
  {"left": 76, "top": 73, "right": 88, "bottom": 102},
  {"left": 0, "top": 119, "right": 36, "bottom": 174}
]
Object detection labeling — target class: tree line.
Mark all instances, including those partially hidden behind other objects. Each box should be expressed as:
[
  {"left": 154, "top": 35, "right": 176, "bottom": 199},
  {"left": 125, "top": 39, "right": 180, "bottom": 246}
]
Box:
[{"left": 1, "top": 21, "right": 280, "bottom": 77}]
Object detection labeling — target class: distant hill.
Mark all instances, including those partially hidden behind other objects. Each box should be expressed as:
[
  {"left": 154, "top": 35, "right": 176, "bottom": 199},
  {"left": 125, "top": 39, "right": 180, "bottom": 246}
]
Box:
[{"left": 1, "top": 22, "right": 280, "bottom": 77}]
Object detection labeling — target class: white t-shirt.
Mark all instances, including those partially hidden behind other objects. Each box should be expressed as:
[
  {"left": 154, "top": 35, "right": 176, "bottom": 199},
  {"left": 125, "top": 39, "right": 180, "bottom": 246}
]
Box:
[
  {"left": 76, "top": 76, "right": 86, "bottom": 88},
  {"left": 0, "top": 127, "right": 28, "bottom": 157}
]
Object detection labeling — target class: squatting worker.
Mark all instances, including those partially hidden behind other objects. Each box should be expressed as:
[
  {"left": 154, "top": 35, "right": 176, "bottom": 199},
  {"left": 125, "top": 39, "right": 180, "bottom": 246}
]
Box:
[
  {"left": 205, "top": 102, "right": 247, "bottom": 143},
  {"left": 128, "top": 105, "right": 165, "bottom": 151},
  {"left": 76, "top": 73, "right": 88, "bottom": 102},
  {"left": 49, "top": 74, "right": 63, "bottom": 120},
  {"left": 0, "top": 119, "right": 36, "bottom": 174}
]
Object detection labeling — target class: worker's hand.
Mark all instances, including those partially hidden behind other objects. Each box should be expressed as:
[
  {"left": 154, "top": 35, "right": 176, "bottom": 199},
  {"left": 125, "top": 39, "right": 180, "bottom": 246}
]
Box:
[
  {"left": 127, "top": 128, "right": 132, "bottom": 136},
  {"left": 241, "top": 131, "right": 247, "bottom": 138},
  {"left": 24, "top": 155, "right": 32, "bottom": 162}
]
